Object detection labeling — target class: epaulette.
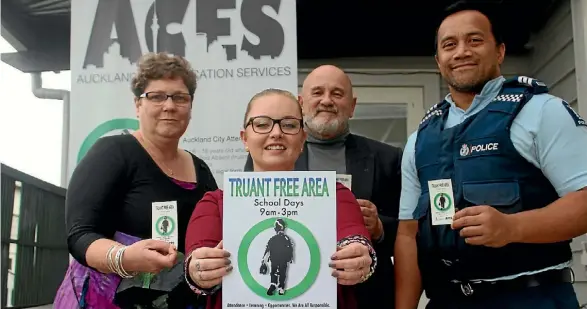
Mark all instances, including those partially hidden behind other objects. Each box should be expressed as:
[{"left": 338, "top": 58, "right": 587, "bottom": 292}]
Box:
[
  {"left": 419, "top": 101, "right": 448, "bottom": 126},
  {"left": 501, "top": 76, "right": 549, "bottom": 94}
]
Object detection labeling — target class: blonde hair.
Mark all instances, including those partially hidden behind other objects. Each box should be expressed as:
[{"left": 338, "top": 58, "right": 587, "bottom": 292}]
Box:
[{"left": 242, "top": 88, "right": 301, "bottom": 128}]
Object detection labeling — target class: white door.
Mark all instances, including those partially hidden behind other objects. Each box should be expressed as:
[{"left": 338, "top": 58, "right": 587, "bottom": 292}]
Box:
[
  {"left": 349, "top": 87, "right": 426, "bottom": 149},
  {"left": 350, "top": 86, "right": 430, "bottom": 308}
]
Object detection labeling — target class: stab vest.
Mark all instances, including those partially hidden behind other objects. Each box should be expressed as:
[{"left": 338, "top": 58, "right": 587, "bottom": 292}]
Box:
[{"left": 413, "top": 76, "right": 572, "bottom": 294}]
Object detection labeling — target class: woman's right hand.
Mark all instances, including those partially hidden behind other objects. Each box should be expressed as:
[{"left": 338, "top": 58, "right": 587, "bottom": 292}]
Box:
[
  {"left": 122, "top": 239, "right": 178, "bottom": 273},
  {"left": 188, "top": 240, "right": 233, "bottom": 289}
]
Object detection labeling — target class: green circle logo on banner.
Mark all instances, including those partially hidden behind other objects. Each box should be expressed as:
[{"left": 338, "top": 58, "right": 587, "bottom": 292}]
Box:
[
  {"left": 77, "top": 118, "right": 139, "bottom": 163},
  {"left": 238, "top": 217, "right": 320, "bottom": 301}
]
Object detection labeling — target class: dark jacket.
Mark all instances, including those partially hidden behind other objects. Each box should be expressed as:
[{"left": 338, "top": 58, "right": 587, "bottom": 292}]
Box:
[{"left": 244, "top": 133, "right": 402, "bottom": 308}]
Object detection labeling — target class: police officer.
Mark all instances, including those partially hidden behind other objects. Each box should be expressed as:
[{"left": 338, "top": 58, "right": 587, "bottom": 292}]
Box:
[{"left": 394, "top": 3, "right": 587, "bottom": 309}]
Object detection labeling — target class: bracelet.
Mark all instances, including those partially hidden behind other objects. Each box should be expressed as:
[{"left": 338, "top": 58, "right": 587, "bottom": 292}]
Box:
[
  {"left": 337, "top": 235, "right": 377, "bottom": 282},
  {"left": 106, "top": 245, "right": 119, "bottom": 274},
  {"left": 184, "top": 250, "right": 221, "bottom": 295},
  {"left": 115, "top": 246, "right": 135, "bottom": 278},
  {"left": 105, "top": 245, "right": 135, "bottom": 278}
]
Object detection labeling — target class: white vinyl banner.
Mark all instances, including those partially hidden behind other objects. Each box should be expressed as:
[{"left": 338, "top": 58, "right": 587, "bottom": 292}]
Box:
[{"left": 69, "top": 0, "right": 297, "bottom": 187}]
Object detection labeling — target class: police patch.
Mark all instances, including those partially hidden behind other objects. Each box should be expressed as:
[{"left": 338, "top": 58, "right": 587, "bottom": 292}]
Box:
[
  {"left": 562, "top": 100, "right": 586, "bottom": 127},
  {"left": 459, "top": 144, "right": 470, "bottom": 157}
]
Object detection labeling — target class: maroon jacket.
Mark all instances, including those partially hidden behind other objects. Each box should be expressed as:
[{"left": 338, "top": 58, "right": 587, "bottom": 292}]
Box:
[{"left": 185, "top": 182, "right": 373, "bottom": 309}]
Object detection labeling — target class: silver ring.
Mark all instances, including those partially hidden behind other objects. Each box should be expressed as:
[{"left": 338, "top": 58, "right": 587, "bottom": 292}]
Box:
[
  {"left": 360, "top": 268, "right": 370, "bottom": 282},
  {"left": 195, "top": 260, "right": 201, "bottom": 271}
]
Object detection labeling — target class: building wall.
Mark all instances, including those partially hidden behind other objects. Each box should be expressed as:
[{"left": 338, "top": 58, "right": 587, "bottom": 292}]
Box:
[{"left": 531, "top": 0, "right": 579, "bottom": 109}]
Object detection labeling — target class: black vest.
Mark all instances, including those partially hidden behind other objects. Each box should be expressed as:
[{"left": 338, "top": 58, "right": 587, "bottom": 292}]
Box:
[{"left": 413, "top": 76, "right": 572, "bottom": 294}]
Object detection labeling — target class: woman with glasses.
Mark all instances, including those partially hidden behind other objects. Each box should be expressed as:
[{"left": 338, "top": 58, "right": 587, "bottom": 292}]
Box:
[
  {"left": 55, "top": 52, "right": 218, "bottom": 308},
  {"left": 182, "top": 88, "right": 377, "bottom": 309}
]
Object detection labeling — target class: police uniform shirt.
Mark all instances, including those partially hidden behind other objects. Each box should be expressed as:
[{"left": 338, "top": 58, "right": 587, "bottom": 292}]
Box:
[{"left": 398, "top": 76, "right": 587, "bottom": 281}]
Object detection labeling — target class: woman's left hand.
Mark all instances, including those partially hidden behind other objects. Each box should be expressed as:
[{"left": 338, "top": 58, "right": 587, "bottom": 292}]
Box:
[{"left": 329, "top": 242, "right": 372, "bottom": 285}]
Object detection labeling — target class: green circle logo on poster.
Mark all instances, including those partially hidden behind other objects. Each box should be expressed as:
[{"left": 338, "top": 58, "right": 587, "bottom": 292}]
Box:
[
  {"left": 155, "top": 216, "right": 175, "bottom": 237},
  {"left": 238, "top": 217, "right": 320, "bottom": 301},
  {"left": 433, "top": 193, "right": 452, "bottom": 211},
  {"left": 77, "top": 118, "right": 139, "bottom": 163}
]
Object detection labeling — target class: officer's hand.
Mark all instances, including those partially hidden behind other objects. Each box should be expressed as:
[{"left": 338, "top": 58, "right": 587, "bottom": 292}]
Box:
[
  {"left": 188, "top": 241, "right": 232, "bottom": 289},
  {"left": 451, "top": 206, "right": 515, "bottom": 248},
  {"left": 329, "top": 242, "right": 372, "bottom": 285},
  {"left": 357, "top": 199, "right": 383, "bottom": 241}
]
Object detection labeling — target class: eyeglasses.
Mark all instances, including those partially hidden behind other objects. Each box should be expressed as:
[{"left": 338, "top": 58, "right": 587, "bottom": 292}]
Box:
[
  {"left": 246, "top": 116, "right": 303, "bottom": 135},
  {"left": 139, "top": 92, "right": 191, "bottom": 105}
]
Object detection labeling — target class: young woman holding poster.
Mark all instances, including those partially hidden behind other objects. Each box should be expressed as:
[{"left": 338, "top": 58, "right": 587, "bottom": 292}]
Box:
[
  {"left": 183, "top": 89, "right": 377, "bottom": 309},
  {"left": 54, "top": 53, "right": 218, "bottom": 309}
]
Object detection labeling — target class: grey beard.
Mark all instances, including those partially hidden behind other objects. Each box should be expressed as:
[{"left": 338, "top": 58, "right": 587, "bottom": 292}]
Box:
[{"left": 304, "top": 115, "right": 349, "bottom": 140}]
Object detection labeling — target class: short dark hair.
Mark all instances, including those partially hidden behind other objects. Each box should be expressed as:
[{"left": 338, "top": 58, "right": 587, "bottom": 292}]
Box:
[
  {"left": 435, "top": 1, "right": 504, "bottom": 52},
  {"left": 131, "top": 52, "right": 198, "bottom": 99}
]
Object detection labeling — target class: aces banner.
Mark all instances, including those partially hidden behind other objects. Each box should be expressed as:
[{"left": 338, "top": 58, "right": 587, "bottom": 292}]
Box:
[{"left": 69, "top": 0, "right": 298, "bottom": 186}]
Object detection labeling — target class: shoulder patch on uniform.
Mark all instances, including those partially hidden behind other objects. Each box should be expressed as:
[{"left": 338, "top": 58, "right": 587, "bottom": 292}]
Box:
[
  {"left": 516, "top": 76, "right": 547, "bottom": 87},
  {"left": 562, "top": 100, "right": 586, "bottom": 127},
  {"left": 503, "top": 76, "right": 549, "bottom": 94}
]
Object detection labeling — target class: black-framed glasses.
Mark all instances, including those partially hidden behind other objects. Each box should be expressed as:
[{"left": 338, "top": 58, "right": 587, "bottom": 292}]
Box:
[
  {"left": 246, "top": 116, "right": 303, "bottom": 135},
  {"left": 139, "top": 91, "right": 191, "bottom": 105}
]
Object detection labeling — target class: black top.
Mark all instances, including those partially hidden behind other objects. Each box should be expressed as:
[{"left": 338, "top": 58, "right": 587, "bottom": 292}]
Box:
[{"left": 66, "top": 134, "right": 218, "bottom": 266}]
